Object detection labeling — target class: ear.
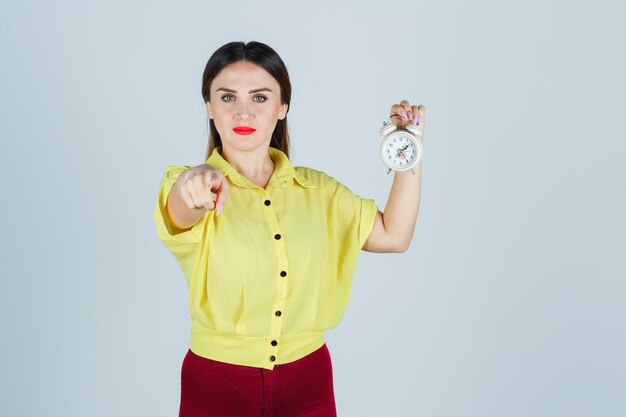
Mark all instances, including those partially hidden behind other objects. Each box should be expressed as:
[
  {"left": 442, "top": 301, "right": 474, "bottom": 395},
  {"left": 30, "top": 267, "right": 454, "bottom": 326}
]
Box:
[
  {"left": 278, "top": 103, "right": 288, "bottom": 120},
  {"left": 206, "top": 101, "right": 213, "bottom": 119}
]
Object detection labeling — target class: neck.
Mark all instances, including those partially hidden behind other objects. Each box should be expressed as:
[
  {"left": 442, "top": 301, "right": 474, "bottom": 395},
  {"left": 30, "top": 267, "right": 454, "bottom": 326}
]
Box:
[{"left": 220, "top": 145, "right": 275, "bottom": 186}]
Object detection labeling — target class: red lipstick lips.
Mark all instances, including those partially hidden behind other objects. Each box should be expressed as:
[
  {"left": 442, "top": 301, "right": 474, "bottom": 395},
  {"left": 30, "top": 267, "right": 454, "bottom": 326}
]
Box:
[{"left": 233, "top": 126, "right": 256, "bottom": 135}]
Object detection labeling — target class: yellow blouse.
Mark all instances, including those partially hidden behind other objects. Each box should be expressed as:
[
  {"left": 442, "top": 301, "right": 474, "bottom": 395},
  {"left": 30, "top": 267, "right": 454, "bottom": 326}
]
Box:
[{"left": 153, "top": 146, "right": 378, "bottom": 370}]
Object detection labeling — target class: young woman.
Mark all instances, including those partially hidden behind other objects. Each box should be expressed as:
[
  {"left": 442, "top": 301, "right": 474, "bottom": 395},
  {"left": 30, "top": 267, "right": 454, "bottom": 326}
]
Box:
[{"left": 153, "top": 40, "right": 424, "bottom": 417}]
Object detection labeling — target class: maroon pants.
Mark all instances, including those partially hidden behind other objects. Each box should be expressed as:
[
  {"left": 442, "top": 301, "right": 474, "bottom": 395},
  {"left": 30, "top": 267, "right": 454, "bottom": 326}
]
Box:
[{"left": 179, "top": 343, "right": 337, "bottom": 417}]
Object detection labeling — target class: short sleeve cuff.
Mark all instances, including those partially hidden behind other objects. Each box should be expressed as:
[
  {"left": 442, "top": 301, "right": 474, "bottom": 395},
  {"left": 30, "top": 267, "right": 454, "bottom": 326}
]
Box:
[
  {"left": 358, "top": 197, "right": 378, "bottom": 250},
  {"left": 153, "top": 165, "right": 202, "bottom": 245}
]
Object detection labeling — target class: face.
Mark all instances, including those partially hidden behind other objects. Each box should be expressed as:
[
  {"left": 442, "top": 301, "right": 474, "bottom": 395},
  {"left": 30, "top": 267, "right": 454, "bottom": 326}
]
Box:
[{"left": 206, "top": 61, "right": 288, "bottom": 154}]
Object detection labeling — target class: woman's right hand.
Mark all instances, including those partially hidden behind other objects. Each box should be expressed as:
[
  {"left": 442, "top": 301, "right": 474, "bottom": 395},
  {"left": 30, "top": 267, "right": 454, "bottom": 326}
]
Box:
[{"left": 176, "top": 164, "right": 229, "bottom": 215}]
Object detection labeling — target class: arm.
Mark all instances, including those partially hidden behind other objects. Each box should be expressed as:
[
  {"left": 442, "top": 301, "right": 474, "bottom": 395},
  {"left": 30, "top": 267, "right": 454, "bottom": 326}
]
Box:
[
  {"left": 362, "top": 161, "right": 422, "bottom": 253},
  {"left": 362, "top": 100, "right": 424, "bottom": 253},
  {"left": 166, "top": 164, "right": 229, "bottom": 230},
  {"left": 166, "top": 179, "right": 208, "bottom": 230}
]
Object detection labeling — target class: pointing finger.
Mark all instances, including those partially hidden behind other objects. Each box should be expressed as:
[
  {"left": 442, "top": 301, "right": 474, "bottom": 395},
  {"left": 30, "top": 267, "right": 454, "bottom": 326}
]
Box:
[{"left": 214, "top": 177, "right": 230, "bottom": 216}]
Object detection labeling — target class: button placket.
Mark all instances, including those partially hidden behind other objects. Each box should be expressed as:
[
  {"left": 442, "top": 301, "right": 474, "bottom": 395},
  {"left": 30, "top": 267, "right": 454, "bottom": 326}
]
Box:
[{"left": 262, "top": 189, "right": 289, "bottom": 367}]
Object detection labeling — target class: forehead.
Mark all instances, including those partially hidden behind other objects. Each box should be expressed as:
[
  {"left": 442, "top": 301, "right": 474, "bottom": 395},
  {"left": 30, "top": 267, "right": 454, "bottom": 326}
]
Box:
[{"left": 212, "top": 61, "right": 279, "bottom": 90}]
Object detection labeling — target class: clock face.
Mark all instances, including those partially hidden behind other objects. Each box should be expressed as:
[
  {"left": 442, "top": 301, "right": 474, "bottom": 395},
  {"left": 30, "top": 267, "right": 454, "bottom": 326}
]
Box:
[{"left": 382, "top": 133, "right": 418, "bottom": 169}]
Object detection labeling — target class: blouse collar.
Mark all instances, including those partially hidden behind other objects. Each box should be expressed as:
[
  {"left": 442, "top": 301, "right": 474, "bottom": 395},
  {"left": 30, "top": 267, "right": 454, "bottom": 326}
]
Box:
[{"left": 205, "top": 146, "right": 317, "bottom": 189}]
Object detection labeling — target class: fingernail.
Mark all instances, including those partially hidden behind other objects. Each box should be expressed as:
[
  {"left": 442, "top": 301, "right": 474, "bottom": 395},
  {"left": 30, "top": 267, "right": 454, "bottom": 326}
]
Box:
[
  {"left": 408, "top": 111, "right": 413, "bottom": 120},
  {"left": 400, "top": 110, "right": 407, "bottom": 120},
  {"left": 413, "top": 114, "right": 419, "bottom": 125},
  {"left": 216, "top": 202, "right": 223, "bottom": 216}
]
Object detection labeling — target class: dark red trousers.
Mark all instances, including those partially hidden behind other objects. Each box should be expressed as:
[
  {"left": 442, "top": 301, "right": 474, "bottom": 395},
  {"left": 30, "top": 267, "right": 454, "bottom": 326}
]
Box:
[{"left": 179, "top": 343, "right": 337, "bottom": 417}]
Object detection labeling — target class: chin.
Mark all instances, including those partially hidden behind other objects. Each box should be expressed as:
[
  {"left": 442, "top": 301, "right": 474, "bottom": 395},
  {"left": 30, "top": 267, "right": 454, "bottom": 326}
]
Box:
[{"left": 222, "top": 134, "right": 269, "bottom": 152}]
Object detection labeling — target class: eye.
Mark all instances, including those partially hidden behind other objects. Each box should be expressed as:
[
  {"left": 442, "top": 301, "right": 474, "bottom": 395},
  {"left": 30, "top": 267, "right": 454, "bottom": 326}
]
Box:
[
  {"left": 253, "top": 95, "right": 268, "bottom": 102},
  {"left": 221, "top": 94, "right": 235, "bottom": 102}
]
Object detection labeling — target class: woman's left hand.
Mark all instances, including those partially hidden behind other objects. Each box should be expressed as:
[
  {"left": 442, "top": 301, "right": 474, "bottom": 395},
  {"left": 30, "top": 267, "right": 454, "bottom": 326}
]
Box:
[{"left": 389, "top": 99, "right": 425, "bottom": 138}]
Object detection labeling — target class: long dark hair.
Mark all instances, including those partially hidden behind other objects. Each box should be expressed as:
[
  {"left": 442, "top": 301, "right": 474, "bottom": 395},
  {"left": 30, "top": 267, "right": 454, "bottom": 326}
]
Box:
[{"left": 201, "top": 41, "right": 292, "bottom": 160}]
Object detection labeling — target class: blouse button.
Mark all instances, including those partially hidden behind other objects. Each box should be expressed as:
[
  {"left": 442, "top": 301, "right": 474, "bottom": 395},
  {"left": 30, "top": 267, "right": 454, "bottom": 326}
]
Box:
[
  {"left": 271, "top": 340, "right": 278, "bottom": 346},
  {"left": 264, "top": 200, "right": 271, "bottom": 206},
  {"left": 274, "top": 234, "right": 281, "bottom": 240},
  {"left": 275, "top": 310, "right": 282, "bottom": 317},
  {"left": 269, "top": 355, "right": 276, "bottom": 362},
  {"left": 280, "top": 271, "right": 287, "bottom": 277}
]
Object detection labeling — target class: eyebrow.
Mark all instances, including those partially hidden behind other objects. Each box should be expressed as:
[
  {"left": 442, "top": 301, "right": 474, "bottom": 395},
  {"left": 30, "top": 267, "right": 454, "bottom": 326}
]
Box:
[{"left": 215, "top": 87, "right": 274, "bottom": 94}]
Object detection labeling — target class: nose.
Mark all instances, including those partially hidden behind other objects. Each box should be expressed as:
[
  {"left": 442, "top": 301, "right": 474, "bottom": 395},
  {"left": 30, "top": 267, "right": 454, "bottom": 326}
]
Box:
[{"left": 235, "top": 102, "right": 254, "bottom": 120}]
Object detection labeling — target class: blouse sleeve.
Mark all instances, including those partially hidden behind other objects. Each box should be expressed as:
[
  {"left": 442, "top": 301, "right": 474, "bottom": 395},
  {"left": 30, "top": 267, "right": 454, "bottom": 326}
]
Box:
[
  {"left": 317, "top": 173, "right": 378, "bottom": 322},
  {"left": 153, "top": 165, "right": 206, "bottom": 255},
  {"left": 325, "top": 174, "right": 378, "bottom": 253}
]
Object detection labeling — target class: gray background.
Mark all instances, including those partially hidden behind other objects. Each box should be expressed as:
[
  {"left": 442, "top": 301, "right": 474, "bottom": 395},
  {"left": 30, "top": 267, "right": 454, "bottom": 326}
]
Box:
[{"left": 1, "top": 0, "right": 625, "bottom": 416}]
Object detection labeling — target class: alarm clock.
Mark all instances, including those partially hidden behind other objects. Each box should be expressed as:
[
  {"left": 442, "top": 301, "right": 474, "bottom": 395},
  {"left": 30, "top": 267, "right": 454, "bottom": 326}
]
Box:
[{"left": 379, "top": 119, "right": 423, "bottom": 174}]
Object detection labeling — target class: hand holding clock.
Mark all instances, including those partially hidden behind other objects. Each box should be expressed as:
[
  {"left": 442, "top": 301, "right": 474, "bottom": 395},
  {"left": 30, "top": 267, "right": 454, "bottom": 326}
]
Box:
[
  {"left": 379, "top": 99, "right": 425, "bottom": 173},
  {"left": 389, "top": 99, "right": 425, "bottom": 138}
]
